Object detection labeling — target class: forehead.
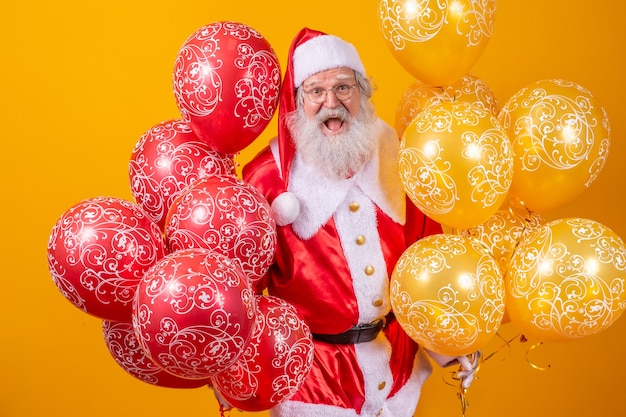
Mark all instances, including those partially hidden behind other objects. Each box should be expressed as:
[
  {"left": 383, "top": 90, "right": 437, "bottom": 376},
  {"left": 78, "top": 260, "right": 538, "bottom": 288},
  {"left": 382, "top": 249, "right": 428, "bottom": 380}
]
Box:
[{"left": 302, "top": 68, "right": 356, "bottom": 87}]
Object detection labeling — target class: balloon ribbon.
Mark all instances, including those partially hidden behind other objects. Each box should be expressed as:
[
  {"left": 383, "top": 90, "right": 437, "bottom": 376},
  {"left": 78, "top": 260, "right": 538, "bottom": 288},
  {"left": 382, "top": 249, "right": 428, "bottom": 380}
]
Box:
[
  {"left": 448, "top": 332, "right": 520, "bottom": 416},
  {"left": 219, "top": 403, "right": 232, "bottom": 417},
  {"left": 524, "top": 338, "right": 551, "bottom": 371}
]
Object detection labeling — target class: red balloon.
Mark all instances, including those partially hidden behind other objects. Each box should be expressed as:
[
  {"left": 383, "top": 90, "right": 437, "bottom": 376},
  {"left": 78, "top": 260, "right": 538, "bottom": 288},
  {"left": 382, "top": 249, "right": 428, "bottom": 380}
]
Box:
[
  {"left": 165, "top": 175, "right": 276, "bottom": 284},
  {"left": 133, "top": 248, "right": 257, "bottom": 380},
  {"left": 212, "top": 295, "right": 314, "bottom": 411},
  {"left": 172, "top": 21, "right": 281, "bottom": 154},
  {"left": 129, "top": 118, "right": 235, "bottom": 230},
  {"left": 102, "top": 320, "right": 211, "bottom": 388},
  {"left": 47, "top": 197, "right": 166, "bottom": 322}
]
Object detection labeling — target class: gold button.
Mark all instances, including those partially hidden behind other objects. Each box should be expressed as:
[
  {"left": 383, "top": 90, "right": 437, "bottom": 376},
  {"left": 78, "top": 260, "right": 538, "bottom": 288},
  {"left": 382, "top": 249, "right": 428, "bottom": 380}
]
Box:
[
  {"left": 364, "top": 265, "right": 375, "bottom": 275},
  {"left": 349, "top": 201, "right": 360, "bottom": 212},
  {"left": 373, "top": 299, "right": 383, "bottom": 307},
  {"left": 355, "top": 235, "right": 365, "bottom": 245},
  {"left": 378, "top": 381, "right": 386, "bottom": 390},
  {"left": 376, "top": 409, "right": 383, "bottom": 417}
]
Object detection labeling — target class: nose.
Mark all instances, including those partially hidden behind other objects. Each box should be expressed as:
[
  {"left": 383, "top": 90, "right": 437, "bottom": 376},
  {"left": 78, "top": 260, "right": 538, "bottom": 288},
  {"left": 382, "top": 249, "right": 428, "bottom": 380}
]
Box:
[{"left": 322, "top": 89, "right": 341, "bottom": 108}]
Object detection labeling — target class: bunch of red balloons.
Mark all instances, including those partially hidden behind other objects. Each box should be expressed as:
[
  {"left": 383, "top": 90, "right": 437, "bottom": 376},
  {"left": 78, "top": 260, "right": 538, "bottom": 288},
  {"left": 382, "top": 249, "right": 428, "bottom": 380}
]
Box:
[{"left": 47, "top": 21, "right": 313, "bottom": 412}]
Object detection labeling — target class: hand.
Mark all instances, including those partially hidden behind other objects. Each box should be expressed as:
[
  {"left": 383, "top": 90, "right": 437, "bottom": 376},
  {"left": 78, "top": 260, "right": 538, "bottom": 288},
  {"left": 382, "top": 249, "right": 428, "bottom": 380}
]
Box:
[
  {"left": 455, "top": 351, "right": 481, "bottom": 389},
  {"left": 424, "top": 348, "right": 482, "bottom": 389}
]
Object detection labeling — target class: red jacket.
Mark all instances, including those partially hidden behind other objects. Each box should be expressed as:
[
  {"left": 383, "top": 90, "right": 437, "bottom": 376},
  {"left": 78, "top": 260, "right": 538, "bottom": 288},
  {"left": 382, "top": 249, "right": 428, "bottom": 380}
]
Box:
[{"left": 242, "top": 120, "right": 441, "bottom": 416}]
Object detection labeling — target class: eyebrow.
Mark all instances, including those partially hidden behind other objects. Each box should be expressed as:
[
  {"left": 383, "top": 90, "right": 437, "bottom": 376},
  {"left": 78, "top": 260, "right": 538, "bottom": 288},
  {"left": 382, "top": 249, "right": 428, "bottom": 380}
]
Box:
[{"left": 304, "top": 71, "right": 356, "bottom": 87}]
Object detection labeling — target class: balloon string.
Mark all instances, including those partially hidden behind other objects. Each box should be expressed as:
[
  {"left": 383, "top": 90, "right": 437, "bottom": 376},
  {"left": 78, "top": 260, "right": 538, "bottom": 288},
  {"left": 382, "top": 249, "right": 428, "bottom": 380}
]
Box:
[
  {"left": 442, "top": 361, "right": 472, "bottom": 417},
  {"left": 483, "top": 331, "right": 519, "bottom": 363},
  {"left": 458, "top": 385, "right": 469, "bottom": 417},
  {"left": 525, "top": 339, "right": 551, "bottom": 371},
  {"left": 444, "top": 333, "right": 550, "bottom": 416},
  {"left": 219, "top": 403, "right": 232, "bottom": 417},
  {"left": 444, "top": 332, "right": 519, "bottom": 417}
]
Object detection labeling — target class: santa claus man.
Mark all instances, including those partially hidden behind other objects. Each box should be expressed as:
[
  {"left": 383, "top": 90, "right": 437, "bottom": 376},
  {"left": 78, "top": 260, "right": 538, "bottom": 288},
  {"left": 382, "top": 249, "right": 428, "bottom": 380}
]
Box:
[{"left": 242, "top": 28, "right": 476, "bottom": 417}]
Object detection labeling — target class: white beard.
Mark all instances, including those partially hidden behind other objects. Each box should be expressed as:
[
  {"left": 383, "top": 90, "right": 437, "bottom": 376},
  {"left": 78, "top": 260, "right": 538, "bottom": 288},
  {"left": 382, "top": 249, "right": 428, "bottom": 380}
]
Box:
[{"left": 287, "top": 102, "right": 378, "bottom": 180}]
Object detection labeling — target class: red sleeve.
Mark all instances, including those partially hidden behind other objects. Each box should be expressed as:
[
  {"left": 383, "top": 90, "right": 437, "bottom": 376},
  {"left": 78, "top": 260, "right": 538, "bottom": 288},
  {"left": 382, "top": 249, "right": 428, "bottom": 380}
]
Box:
[
  {"left": 404, "top": 197, "right": 442, "bottom": 245},
  {"left": 242, "top": 145, "right": 284, "bottom": 204},
  {"left": 241, "top": 145, "right": 283, "bottom": 294}
]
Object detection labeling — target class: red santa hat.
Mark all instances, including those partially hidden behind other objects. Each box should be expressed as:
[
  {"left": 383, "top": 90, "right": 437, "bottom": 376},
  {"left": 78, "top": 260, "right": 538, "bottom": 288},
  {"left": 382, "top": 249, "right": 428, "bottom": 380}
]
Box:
[
  {"left": 278, "top": 27, "right": 366, "bottom": 189},
  {"left": 271, "top": 28, "right": 366, "bottom": 226}
]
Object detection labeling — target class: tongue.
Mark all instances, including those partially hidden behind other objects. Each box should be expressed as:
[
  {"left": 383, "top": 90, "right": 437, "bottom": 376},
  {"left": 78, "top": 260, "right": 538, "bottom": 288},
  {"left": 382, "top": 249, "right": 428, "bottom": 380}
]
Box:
[{"left": 325, "top": 118, "right": 343, "bottom": 132}]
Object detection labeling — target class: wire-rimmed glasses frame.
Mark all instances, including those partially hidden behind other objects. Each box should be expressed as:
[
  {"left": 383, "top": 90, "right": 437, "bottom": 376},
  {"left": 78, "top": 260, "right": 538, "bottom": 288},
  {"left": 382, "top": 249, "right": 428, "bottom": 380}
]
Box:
[{"left": 303, "top": 83, "right": 358, "bottom": 104}]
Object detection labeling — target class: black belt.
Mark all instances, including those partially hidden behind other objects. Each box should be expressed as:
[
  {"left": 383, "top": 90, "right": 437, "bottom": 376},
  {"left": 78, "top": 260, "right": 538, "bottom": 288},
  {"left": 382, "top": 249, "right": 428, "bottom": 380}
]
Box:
[{"left": 312, "top": 318, "right": 385, "bottom": 345}]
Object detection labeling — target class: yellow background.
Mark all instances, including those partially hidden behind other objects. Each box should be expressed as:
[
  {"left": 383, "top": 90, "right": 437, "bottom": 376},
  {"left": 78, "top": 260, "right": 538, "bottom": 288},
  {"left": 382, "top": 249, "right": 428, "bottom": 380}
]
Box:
[{"left": 3, "top": 1, "right": 625, "bottom": 416}]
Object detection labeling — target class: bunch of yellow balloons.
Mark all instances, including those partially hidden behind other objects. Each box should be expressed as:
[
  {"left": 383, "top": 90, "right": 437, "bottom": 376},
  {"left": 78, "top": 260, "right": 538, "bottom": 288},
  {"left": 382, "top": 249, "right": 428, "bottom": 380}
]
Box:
[{"left": 379, "top": 0, "right": 625, "bottom": 354}]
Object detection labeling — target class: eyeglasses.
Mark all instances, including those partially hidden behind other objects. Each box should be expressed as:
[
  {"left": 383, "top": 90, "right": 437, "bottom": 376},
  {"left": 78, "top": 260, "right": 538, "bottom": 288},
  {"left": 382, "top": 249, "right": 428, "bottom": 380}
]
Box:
[{"left": 303, "top": 84, "right": 358, "bottom": 104}]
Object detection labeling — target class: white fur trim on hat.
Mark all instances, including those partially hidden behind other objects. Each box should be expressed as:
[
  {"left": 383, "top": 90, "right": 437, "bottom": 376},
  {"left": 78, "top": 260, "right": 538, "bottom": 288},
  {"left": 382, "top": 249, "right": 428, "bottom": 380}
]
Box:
[{"left": 292, "top": 35, "right": 366, "bottom": 88}]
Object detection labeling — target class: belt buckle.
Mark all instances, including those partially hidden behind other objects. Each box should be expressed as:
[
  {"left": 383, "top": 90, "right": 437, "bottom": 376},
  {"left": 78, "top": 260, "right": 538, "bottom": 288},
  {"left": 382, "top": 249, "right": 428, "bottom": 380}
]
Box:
[
  {"left": 354, "top": 318, "right": 385, "bottom": 343},
  {"left": 311, "top": 317, "right": 387, "bottom": 344},
  {"left": 357, "top": 318, "right": 385, "bottom": 330},
  {"left": 357, "top": 317, "right": 386, "bottom": 330}
]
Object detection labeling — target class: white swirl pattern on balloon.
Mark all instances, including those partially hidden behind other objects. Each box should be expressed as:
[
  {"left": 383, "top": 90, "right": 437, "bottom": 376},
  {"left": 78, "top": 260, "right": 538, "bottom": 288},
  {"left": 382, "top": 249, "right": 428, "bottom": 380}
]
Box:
[
  {"left": 399, "top": 103, "right": 512, "bottom": 217},
  {"left": 501, "top": 80, "right": 609, "bottom": 178},
  {"left": 392, "top": 234, "right": 504, "bottom": 354},
  {"left": 506, "top": 218, "right": 626, "bottom": 340},
  {"left": 47, "top": 197, "right": 165, "bottom": 320},
  {"left": 400, "top": 138, "right": 455, "bottom": 215},
  {"left": 173, "top": 21, "right": 279, "bottom": 129},
  {"left": 463, "top": 126, "right": 512, "bottom": 207},
  {"left": 133, "top": 249, "right": 257, "bottom": 380},
  {"left": 166, "top": 175, "right": 276, "bottom": 284},
  {"left": 460, "top": 208, "right": 543, "bottom": 274},
  {"left": 129, "top": 119, "right": 235, "bottom": 228},
  {"left": 378, "top": 0, "right": 495, "bottom": 50},
  {"left": 102, "top": 320, "right": 210, "bottom": 388},
  {"left": 232, "top": 46, "right": 281, "bottom": 128},
  {"left": 212, "top": 296, "right": 314, "bottom": 410}
]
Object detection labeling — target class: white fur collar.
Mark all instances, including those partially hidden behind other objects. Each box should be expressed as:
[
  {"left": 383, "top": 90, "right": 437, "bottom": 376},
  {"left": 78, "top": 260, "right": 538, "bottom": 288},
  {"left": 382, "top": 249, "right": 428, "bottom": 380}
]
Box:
[{"left": 270, "top": 120, "right": 406, "bottom": 240}]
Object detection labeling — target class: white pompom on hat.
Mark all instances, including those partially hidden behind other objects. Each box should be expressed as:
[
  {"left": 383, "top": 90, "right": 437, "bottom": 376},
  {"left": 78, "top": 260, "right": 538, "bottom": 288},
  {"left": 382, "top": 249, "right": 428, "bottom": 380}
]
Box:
[
  {"left": 270, "top": 191, "right": 300, "bottom": 226},
  {"left": 292, "top": 34, "right": 366, "bottom": 88}
]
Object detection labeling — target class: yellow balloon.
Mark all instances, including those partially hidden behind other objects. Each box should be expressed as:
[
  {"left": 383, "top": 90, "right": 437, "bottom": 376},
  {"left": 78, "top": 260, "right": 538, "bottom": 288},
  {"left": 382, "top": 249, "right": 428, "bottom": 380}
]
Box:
[
  {"left": 399, "top": 101, "right": 513, "bottom": 229},
  {"left": 378, "top": 0, "right": 496, "bottom": 86},
  {"left": 505, "top": 218, "right": 626, "bottom": 343},
  {"left": 498, "top": 79, "right": 611, "bottom": 213},
  {"left": 394, "top": 73, "right": 500, "bottom": 137},
  {"left": 395, "top": 82, "right": 448, "bottom": 138},
  {"left": 391, "top": 233, "right": 505, "bottom": 356},
  {"left": 460, "top": 207, "right": 542, "bottom": 275}
]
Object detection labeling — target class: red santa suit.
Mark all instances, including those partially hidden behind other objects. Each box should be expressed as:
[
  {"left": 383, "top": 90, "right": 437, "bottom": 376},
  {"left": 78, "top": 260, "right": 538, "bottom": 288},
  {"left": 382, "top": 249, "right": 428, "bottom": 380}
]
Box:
[{"left": 242, "top": 28, "right": 443, "bottom": 417}]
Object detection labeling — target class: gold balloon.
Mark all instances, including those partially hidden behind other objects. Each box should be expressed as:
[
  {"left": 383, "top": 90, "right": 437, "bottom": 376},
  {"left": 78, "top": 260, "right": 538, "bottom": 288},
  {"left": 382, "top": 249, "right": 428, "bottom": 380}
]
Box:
[
  {"left": 391, "top": 233, "right": 505, "bottom": 356},
  {"left": 394, "top": 73, "right": 500, "bottom": 137},
  {"left": 498, "top": 79, "right": 611, "bottom": 213},
  {"left": 378, "top": 0, "right": 496, "bottom": 86},
  {"left": 399, "top": 101, "right": 513, "bottom": 229},
  {"left": 505, "top": 218, "right": 626, "bottom": 343},
  {"left": 460, "top": 207, "right": 542, "bottom": 275},
  {"left": 395, "top": 82, "right": 448, "bottom": 138}
]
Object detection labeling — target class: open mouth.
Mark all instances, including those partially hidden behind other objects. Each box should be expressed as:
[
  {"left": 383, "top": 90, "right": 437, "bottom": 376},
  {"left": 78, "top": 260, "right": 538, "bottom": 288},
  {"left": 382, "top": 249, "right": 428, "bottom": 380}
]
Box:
[{"left": 323, "top": 117, "right": 345, "bottom": 134}]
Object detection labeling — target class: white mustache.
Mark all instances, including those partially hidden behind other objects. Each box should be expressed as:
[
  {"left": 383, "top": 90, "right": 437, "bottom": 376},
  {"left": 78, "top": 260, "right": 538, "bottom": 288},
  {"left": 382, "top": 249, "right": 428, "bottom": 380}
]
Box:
[{"left": 315, "top": 106, "right": 350, "bottom": 123}]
